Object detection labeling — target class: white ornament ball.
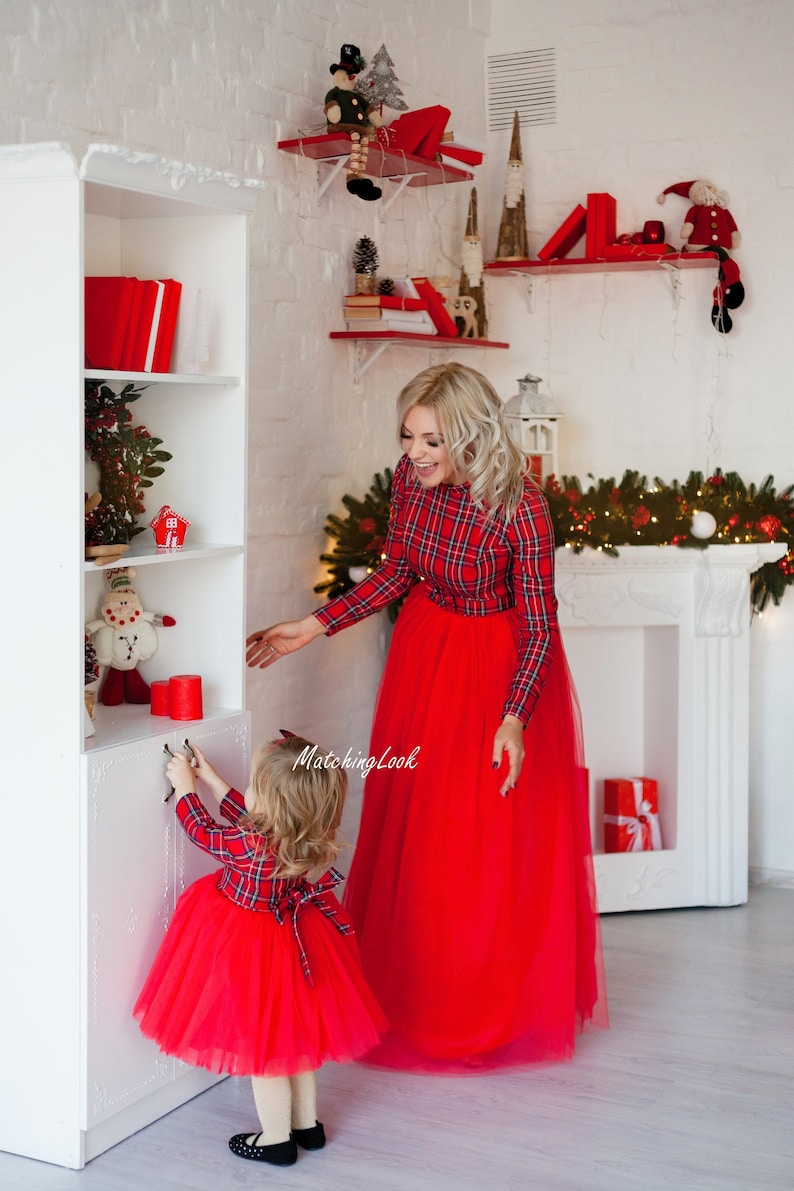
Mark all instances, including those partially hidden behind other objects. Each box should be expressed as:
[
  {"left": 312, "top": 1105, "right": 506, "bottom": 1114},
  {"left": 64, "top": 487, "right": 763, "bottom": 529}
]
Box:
[
  {"left": 690, "top": 511, "right": 717, "bottom": 539},
  {"left": 348, "top": 566, "right": 370, "bottom": 583}
]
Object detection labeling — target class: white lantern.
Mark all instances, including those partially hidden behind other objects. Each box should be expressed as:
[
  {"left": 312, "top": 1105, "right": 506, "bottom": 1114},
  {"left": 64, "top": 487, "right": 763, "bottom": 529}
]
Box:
[{"left": 504, "top": 375, "right": 564, "bottom": 482}]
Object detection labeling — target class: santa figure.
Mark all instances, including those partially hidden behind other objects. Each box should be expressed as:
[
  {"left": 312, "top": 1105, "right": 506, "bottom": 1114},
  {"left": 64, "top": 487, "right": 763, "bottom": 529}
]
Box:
[{"left": 657, "top": 178, "right": 745, "bottom": 333}]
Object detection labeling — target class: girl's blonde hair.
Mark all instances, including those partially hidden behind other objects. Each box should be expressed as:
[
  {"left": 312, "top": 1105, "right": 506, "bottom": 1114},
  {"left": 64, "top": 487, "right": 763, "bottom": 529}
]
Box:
[
  {"left": 395, "top": 361, "right": 529, "bottom": 521},
  {"left": 246, "top": 736, "right": 347, "bottom": 879}
]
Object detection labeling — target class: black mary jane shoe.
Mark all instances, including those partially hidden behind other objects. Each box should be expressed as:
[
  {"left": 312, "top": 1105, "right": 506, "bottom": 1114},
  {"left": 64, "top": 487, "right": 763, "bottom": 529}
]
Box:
[
  {"left": 228, "top": 1132, "right": 298, "bottom": 1165},
  {"left": 291, "top": 1121, "right": 326, "bottom": 1150}
]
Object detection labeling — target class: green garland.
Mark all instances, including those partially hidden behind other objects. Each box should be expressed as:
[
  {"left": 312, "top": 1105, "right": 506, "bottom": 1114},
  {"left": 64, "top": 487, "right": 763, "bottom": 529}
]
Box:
[{"left": 315, "top": 468, "right": 794, "bottom": 616}]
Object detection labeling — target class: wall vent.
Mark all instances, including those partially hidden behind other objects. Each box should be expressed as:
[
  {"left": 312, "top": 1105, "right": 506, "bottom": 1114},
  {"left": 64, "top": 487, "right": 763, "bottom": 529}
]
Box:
[{"left": 486, "top": 48, "right": 556, "bottom": 131}]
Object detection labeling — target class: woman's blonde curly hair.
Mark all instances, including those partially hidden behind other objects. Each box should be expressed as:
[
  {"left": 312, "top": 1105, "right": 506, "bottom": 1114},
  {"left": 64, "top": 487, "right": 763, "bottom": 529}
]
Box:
[
  {"left": 245, "top": 736, "right": 347, "bottom": 879},
  {"left": 395, "top": 361, "right": 529, "bottom": 521}
]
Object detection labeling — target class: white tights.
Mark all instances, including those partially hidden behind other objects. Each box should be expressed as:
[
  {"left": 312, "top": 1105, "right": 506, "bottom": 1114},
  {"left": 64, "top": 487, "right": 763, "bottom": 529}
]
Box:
[{"left": 248, "top": 1070, "right": 318, "bottom": 1145}]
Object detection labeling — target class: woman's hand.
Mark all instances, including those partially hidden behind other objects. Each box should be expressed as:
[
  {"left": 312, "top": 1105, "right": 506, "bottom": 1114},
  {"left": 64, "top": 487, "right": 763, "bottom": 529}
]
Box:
[
  {"left": 246, "top": 615, "right": 325, "bottom": 669},
  {"left": 492, "top": 715, "right": 525, "bottom": 797}
]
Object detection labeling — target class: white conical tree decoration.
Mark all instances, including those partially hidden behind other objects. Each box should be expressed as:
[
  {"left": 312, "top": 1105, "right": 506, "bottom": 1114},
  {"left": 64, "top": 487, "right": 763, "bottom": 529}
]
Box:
[
  {"left": 458, "top": 188, "right": 487, "bottom": 339},
  {"left": 495, "top": 111, "right": 529, "bottom": 261}
]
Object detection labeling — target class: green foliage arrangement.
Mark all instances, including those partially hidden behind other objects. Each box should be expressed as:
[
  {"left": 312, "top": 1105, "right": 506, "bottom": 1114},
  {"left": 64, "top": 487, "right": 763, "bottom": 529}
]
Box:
[
  {"left": 84, "top": 380, "right": 172, "bottom": 546},
  {"left": 315, "top": 467, "right": 794, "bottom": 616}
]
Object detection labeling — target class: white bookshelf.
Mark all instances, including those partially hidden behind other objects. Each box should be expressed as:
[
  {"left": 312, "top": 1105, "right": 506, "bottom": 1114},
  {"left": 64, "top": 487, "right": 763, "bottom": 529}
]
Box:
[{"left": 0, "top": 142, "right": 261, "bottom": 1168}]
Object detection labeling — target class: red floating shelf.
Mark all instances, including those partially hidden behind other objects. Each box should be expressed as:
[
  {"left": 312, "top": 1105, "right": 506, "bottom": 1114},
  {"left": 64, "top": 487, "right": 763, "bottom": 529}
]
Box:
[
  {"left": 278, "top": 134, "right": 473, "bottom": 187},
  {"left": 330, "top": 331, "right": 508, "bottom": 347},
  {"left": 485, "top": 251, "right": 719, "bottom": 274}
]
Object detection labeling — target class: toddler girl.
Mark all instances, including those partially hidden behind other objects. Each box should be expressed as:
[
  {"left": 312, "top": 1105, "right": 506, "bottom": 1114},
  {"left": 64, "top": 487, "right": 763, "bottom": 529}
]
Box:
[{"left": 134, "top": 733, "right": 387, "bottom": 1166}]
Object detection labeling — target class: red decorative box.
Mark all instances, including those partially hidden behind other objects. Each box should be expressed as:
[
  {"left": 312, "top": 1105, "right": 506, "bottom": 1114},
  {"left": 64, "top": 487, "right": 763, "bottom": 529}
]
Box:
[
  {"left": 585, "top": 193, "right": 617, "bottom": 259},
  {"left": 604, "top": 777, "right": 663, "bottom": 852}
]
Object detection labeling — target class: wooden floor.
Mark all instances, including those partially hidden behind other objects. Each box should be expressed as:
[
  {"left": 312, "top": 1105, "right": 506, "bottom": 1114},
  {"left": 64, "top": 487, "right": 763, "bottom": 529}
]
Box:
[{"left": 3, "top": 885, "right": 792, "bottom": 1191}]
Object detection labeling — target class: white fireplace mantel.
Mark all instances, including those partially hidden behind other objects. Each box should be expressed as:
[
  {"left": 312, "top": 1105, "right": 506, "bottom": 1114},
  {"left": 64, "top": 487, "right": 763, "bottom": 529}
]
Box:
[{"left": 555, "top": 543, "right": 786, "bottom": 912}]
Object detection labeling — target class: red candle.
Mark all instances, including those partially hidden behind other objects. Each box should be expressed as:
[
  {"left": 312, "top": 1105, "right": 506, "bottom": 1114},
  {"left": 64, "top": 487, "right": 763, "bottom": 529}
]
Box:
[
  {"left": 169, "top": 674, "right": 203, "bottom": 721},
  {"left": 150, "top": 680, "right": 171, "bottom": 717}
]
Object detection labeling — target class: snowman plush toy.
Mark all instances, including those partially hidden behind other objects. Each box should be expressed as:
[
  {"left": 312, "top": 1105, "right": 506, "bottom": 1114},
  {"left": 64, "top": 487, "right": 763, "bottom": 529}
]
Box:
[
  {"left": 86, "top": 567, "right": 175, "bottom": 706},
  {"left": 324, "top": 43, "right": 383, "bottom": 201}
]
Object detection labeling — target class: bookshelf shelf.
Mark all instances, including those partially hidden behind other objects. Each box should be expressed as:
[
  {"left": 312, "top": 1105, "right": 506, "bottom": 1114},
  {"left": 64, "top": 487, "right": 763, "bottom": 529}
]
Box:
[
  {"left": 329, "top": 330, "right": 510, "bottom": 380},
  {"left": 84, "top": 368, "right": 241, "bottom": 385},
  {"left": 278, "top": 133, "right": 473, "bottom": 209},
  {"left": 485, "top": 251, "right": 719, "bottom": 275}
]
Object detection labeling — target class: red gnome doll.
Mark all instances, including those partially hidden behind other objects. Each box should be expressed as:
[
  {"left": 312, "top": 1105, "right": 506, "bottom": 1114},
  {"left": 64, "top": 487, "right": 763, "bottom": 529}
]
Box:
[{"left": 657, "top": 178, "right": 745, "bottom": 333}]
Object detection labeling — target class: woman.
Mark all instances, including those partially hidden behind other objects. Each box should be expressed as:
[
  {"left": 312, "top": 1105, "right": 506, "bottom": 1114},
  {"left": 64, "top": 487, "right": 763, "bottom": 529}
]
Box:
[{"left": 247, "top": 362, "right": 608, "bottom": 1073}]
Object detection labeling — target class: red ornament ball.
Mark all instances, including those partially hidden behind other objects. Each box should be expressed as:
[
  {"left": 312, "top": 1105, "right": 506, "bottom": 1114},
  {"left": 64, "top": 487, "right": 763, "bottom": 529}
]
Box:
[{"left": 757, "top": 514, "right": 782, "bottom": 540}]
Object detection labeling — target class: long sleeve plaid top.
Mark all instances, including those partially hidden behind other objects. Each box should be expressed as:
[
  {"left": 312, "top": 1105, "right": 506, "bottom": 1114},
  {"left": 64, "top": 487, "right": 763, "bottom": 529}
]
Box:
[
  {"left": 175, "top": 788, "right": 350, "bottom": 983},
  {"left": 314, "top": 453, "right": 559, "bottom": 725}
]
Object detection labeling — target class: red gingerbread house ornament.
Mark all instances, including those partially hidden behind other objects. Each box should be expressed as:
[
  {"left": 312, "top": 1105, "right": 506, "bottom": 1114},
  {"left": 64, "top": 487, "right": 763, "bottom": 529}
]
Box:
[{"left": 150, "top": 504, "right": 191, "bottom": 550}]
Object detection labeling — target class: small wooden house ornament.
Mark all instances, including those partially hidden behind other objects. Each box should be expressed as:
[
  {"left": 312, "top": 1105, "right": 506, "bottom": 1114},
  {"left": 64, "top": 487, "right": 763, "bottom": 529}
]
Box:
[{"left": 150, "top": 504, "right": 191, "bottom": 550}]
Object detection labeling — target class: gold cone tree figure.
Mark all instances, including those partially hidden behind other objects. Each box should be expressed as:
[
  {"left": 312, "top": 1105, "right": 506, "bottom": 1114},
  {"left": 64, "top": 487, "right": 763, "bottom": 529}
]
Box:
[
  {"left": 457, "top": 187, "right": 487, "bottom": 339},
  {"left": 495, "top": 111, "right": 529, "bottom": 261}
]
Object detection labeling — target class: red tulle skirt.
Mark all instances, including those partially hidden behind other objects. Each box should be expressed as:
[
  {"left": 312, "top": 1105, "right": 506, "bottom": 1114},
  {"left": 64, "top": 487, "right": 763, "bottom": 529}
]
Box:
[
  {"left": 133, "top": 873, "right": 388, "bottom": 1076},
  {"left": 344, "top": 584, "right": 608, "bottom": 1073}
]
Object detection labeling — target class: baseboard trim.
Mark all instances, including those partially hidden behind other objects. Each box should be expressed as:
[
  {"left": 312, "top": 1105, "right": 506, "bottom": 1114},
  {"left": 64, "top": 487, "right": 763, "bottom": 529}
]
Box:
[{"left": 749, "top": 866, "right": 794, "bottom": 889}]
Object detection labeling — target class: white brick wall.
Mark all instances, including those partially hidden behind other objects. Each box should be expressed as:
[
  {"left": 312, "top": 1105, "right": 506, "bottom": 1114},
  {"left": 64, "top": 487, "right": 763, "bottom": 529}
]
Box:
[
  {"left": 484, "top": 0, "right": 794, "bottom": 876},
  {"left": 0, "top": 0, "right": 489, "bottom": 841},
  {"left": 4, "top": 0, "right": 789, "bottom": 874}
]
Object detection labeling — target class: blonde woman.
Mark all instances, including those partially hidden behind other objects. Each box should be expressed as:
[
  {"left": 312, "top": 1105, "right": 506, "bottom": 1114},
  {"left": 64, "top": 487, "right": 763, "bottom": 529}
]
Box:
[
  {"left": 134, "top": 735, "right": 387, "bottom": 1165},
  {"left": 247, "top": 362, "right": 608, "bottom": 1072}
]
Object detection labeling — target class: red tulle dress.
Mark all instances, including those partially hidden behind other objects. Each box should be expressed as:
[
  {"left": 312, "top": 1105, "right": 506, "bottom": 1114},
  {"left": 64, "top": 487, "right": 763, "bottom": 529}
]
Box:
[
  {"left": 314, "top": 454, "right": 608, "bottom": 1073},
  {"left": 133, "top": 789, "right": 388, "bottom": 1077}
]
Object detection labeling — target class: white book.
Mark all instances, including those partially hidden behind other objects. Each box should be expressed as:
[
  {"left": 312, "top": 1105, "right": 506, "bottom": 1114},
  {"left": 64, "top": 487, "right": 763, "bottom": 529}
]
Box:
[
  {"left": 383, "top": 311, "right": 436, "bottom": 332},
  {"left": 143, "top": 280, "right": 166, "bottom": 372}
]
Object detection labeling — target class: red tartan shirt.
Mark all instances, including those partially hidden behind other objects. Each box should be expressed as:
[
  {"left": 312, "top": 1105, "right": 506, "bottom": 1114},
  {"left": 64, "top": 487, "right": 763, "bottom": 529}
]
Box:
[
  {"left": 175, "top": 788, "right": 350, "bottom": 981},
  {"left": 314, "top": 453, "right": 559, "bottom": 725}
]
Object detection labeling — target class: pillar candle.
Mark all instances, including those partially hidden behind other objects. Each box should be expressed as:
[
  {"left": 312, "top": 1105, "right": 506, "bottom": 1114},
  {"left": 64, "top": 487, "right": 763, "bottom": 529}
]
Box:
[
  {"left": 150, "top": 680, "right": 171, "bottom": 717},
  {"left": 169, "top": 674, "right": 203, "bottom": 721}
]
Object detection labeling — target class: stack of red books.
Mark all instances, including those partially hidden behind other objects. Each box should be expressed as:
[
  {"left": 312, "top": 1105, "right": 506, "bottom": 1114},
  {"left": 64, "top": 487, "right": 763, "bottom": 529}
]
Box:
[{"left": 85, "top": 276, "right": 182, "bottom": 372}]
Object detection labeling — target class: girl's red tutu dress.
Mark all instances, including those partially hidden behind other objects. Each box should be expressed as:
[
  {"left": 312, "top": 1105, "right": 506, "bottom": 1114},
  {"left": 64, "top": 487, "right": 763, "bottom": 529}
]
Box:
[
  {"left": 133, "top": 789, "right": 387, "bottom": 1076},
  {"left": 314, "top": 453, "right": 608, "bottom": 1073}
]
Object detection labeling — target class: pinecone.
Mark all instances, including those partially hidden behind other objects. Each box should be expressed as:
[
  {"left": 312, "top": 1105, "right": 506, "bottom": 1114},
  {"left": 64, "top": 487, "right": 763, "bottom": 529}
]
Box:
[
  {"left": 352, "top": 236, "right": 379, "bottom": 275},
  {"left": 377, "top": 277, "right": 395, "bottom": 295}
]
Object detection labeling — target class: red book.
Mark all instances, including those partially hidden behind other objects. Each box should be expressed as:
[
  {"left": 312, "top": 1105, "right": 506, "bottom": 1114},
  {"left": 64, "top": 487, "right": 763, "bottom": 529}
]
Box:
[
  {"left": 118, "top": 279, "right": 145, "bottom": 371},
  {"left": 437, "top": 144, "right": 483, "bottom": 167},
  {"left": 536, "top": 204, "right": 587, "bottom": 261},
  {"left": 151, "top": 279, "right": 182, "bottom": 373},
  {"left": 127, "top": 280, "right": 161, "bottom": 372},
  {"left": 84, "top": 276, "right": 137, "bottom": 370},
  {"left": 343, "top": 294, "right": 428, "bottom": 311},
  {"left": 412, "top": 277, "right": 459, "bottom": 338},
  {"left": 585, "top": 193, "right": 617, "bottom": 259}
]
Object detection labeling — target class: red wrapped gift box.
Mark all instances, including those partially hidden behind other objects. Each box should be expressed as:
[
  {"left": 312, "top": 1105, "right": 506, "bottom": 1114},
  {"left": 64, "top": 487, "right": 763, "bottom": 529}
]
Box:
[{"left": 604, "top": 777, "right": 663, "bottom": 852}]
